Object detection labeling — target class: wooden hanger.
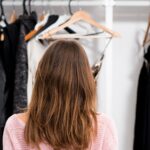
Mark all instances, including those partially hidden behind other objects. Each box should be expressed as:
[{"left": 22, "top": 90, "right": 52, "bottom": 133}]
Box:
[
  {"left": 41, "top": 10, "right": 120, "bottom": 39},
  {"left": 25, "top": 25, "right": 43, "bottom": 41},
  {"left": 26, "top": 14, "right": 70, "bottom": 41},
  {"left": 9, "top": 0, "right": 17, "bottom": 24},
  {"left": 9, "top": 10, "right": 17, "bottom": 24},
  {"left": 25, "top": 13, "right": 50, "bottom": 41},
  {"left": 143, "top": 15, "right": 150, "bottom": 46},
  {"left": 39, "top": 33, "right": 112, "bottom": 40}
]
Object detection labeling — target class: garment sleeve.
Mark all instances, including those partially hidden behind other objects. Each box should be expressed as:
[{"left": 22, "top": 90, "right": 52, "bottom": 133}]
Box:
[
  {"left": 102, "top": 117, "right": 118, "bottom": 150},
  {"left": 3, "top": 126, "right": 14, "bottom": 150}
]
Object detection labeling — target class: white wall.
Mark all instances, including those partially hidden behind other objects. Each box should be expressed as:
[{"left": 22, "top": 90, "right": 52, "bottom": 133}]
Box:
[
  {"left": 112, "top": 22, "right": 146, "bottom": 150},
  {"left": 111, "top": 6, "right": 149, "bottom": 150}
]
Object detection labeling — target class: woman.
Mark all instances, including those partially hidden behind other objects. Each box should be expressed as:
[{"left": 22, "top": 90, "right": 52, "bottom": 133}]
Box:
[{"left": 3, "top": 40, "right": 118, "bottom": 150}]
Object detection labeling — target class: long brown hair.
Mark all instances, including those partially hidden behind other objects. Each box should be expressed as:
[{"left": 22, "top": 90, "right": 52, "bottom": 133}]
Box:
[{"left": 25, "top": 39, "right": 97, "bottom": 150}]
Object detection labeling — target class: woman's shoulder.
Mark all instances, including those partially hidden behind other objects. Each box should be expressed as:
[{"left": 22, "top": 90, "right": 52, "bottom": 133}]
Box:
[
  {"left": 96, "top": 113, "right": 116, "bottom": 127},
  {"left": 96, "top": 113, "right": 118, "bottom": 149},
  {"left": 5, "top": 113, "right": 116, "bottom": 129},
  {"left": 5, "top": 113, "right": 26, "bottom": 130},
  {"left": 96, "top": 113, "right": 117, "bottom": 137}
]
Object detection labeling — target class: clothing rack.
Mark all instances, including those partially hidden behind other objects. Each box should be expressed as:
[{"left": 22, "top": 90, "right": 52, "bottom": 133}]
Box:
[{"left": 3, "top": 0, "right": 150, "bottom": 115}]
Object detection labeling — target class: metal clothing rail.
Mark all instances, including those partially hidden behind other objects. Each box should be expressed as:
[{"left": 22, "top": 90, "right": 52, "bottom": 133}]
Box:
[
  {"left": 116, "top": 0, "right": 150, "bottom": 7},
  {"left": 3, "top": 0, "right": 150, "bottom": 7},
  {"left": 3, "top": 0, "right": 106, "bottom": 6}
]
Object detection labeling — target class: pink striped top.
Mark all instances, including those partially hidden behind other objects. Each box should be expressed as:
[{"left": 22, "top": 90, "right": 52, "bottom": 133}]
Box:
[{"left": 3, "top": 113, "right": 118, "bottom": 150}]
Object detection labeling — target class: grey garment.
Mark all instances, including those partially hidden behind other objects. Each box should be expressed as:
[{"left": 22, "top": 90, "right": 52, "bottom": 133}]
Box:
[
  {"left": 13, "top": 12, "right": 37, "bottom": 113},
  {"left": 0, "top": 58, "right": 7, "bottom": 126}
]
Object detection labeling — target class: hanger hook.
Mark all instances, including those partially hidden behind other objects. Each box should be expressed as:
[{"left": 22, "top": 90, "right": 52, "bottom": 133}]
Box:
[
  {"left": 23, "top": 0, "right": 28, "bottom": 15},
  {"left": 68, "top": 0, "right": 73, "bottom": 15},
  {"left": 0, "top": 0, "right": 5, "bottom": 17},
  {"left": 28, "top": 0, "right": 32, "bottom": 14}
]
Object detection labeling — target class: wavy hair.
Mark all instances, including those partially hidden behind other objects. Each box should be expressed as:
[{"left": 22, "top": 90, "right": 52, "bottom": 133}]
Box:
[{"left": 24, "top": 39, "right": 97, "bottom": 150}]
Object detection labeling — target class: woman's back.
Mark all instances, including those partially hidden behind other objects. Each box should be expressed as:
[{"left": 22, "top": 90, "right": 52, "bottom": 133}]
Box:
[
  {"left": 3, "top": 113, "right": 118, "bottom": 150},
  {"left": 3, "top": 40, "right": 118, "bottom": 149}
]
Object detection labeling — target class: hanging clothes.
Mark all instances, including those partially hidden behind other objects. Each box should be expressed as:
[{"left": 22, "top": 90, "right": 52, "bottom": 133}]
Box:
[
  {"left": 0, "top": 12, "right": 37, "bottom": 149},
  {"left": 0, "top": 20, "right": 20, "bottom": 150},
  {"left": 0, "top": 21, "right": 20, "bottom": 125},
  {"left": 0, "top": 42, "right": 7, "bottom": 127},
  {"left": 134, "top": 45, "right": 150, "bottom": 150},
  {"left": 0, "top": 50, "right": 6, "bottom": 150},
  {"left": 13, "top": 12, "right": 37, "bottom": 113},
  {"left": 0, "top": 127, "right": 4, "bottom": 150}
]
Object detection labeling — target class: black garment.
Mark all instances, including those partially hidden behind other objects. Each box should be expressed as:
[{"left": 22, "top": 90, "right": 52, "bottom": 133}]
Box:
[
  {"left": 0, "top": 42, "right": 7, "bottom": 127},
  {"left": 13, "top": 12, "right": 37, "bottom": 113},
  {"left": 0, "top": 127, "right": 4, "bottom": 150},
  {"left": 0, "top": 21, "right": 20, "bottom": 150},
  {"left": 0, "top": 21, "right": 20, "bottom": 126},
  {"left": 134, "top": 45, "right": 150, "bottom": 150},
  {"left": 0, "top": 12, "right": 37, "bottom": 147}
]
